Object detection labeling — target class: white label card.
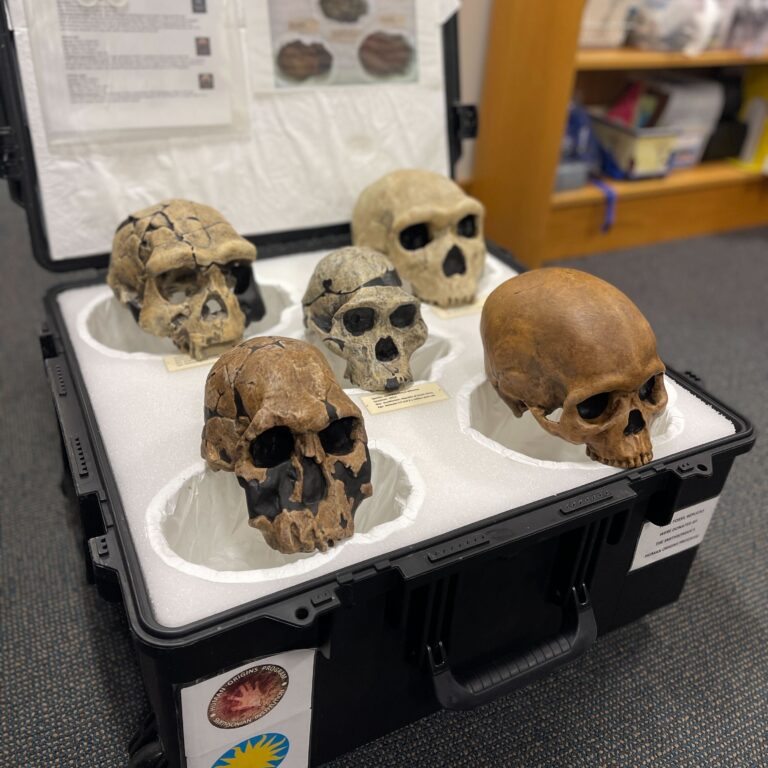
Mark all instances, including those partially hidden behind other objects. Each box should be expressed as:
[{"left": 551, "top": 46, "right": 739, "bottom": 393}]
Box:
[
  {"left": 180, "top": 649, "right": 315, "bottom": 759},
  {"left": 360, "top": 381, "right": 449, "bottom": 415},
  {"left": 630, "top": 497, "right": 720, "bottom": 572},
  {"left": 163, "top": 353, "right": 219, "bottom": 373}
]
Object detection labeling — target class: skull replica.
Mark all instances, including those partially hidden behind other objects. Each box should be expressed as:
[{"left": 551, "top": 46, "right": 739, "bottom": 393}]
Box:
[
  {"left": 303, "top": 246, "right": 428, "bottom": 391},
  {"left": 107, "top": 199, "right": 265, "bottom": 359},
  {"left": 352, "top": 169, "right": 486, "bottom": 307},
  {"left": 481, "top": 268, "right": 668, "bottom": 468},
  {"left": 201, "top": 336, "right": 373, "bottom": 554}
]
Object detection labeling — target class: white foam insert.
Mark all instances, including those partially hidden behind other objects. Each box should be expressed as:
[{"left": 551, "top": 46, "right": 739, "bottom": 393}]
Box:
[
  {"left": 12, "top": 0, "right": 457, "bottom": 261},
  {"left": 56, "top": 251, "right": 736, "bottom": 628}
]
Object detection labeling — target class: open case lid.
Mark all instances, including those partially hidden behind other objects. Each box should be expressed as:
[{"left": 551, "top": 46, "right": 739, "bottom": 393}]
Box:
[{"left": 0, "top": 0, "right": 474, "bottom": 271}]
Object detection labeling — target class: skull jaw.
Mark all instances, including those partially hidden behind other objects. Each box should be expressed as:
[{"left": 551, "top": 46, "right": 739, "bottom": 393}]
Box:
[
  {"left": 408, "top": 277, "right": 477, "bottom": 308},
  {"left": 241, "top": 452, "right": 373, "bottom": 554},
  {"left": 247, "top": 480, "right": 373, "bottom": 553},
  {"left": 345, "top": 358, "right": 414, "bottom": 392},
  {"left": 156, "top": 297, "right": 246, "bottom": 359},
  {"left": 175, "top": 322, "right": 245, "bottom": 360},
  {"left": 585, "top": 432, "right": 654, "bottom": 469}
]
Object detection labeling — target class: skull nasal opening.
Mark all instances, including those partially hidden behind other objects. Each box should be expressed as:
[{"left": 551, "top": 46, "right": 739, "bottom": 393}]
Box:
[
  {"left": 443, "top": 245, "right": 467, "bottom": 277},
  {"left": 301, "top": 456, "right": 327, "bottom": 505},
  {"left": 375, "top": 336, "right": 399, "bottom": 362},
  {"left": 201, "top": 294, "right": 227, "bottom": 320},
  {"left": 624, "top": 409, "right": 646, "bottom": 436}
]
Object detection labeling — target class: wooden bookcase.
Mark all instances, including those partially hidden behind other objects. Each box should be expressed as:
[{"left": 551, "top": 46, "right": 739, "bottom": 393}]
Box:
[{"left": 470, "top": 0, "right": 768, "bottom": 268}]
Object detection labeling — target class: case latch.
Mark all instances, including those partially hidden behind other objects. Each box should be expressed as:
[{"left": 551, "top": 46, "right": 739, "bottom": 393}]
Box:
[
  {"left": 0, "top": 125, "right": 20, "bottom": 180},
  {"left": 451, "top": 104, "right": 479, "bottom": 141}
]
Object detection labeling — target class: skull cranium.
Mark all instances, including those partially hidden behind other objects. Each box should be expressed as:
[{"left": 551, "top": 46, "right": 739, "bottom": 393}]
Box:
[
  {"left": 481, "top": 268, "right": 668, "bottom": 468},
  {"left": 201, "top": 337, "right": 373, "bottom": 554},
  {"left": 107, "top": 199, "right": 265, "bottom": 359},
  {"left": 302, "top": 246, "right": 428, "bottom": 391},
  {"left": 352, "top": 169, "right": 486, "bottom": 307}
]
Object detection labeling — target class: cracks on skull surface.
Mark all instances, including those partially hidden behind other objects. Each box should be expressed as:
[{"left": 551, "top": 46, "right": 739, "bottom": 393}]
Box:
[{"left": 303, "top": 270, "right": 400, "bottom": 308}]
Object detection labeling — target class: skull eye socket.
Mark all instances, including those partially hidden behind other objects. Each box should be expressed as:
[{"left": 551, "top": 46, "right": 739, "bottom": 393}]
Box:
[
  {"left": 343, "top": 307, "right": 375, "bottom": 335},
  {"left": 250, "top": 426, "right": 294, "bottom": 468},
  {"left": 577, "top": 392, "right": 610, "bottom": 420},
  {"left": 157, "top": 268, "right": 198, "bottom": 305},
  {"left": 389, "top": 303, "right": 417, "bottom": 328},
  {"left": 319, "top": 417, "right": 357, "bottom": 455},
  {"left": 638, "top": 375, "right": 658, "bottom": 403},
  {"left": 457, "top": 215, "right": 477, "bottom": 238},
  {"left": 222, "top": 262, "right": 253, "bottom": 294},
  {"left": 399, "top": 223, "right": 432, "bottom": 251}
]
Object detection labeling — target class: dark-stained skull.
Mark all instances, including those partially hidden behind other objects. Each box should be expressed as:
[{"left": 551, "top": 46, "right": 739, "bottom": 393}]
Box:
[
  {"left": 201, "top": 337, "right": 373, "bottom": 554},
  {"left": 107, "top": 199, "right": 265, "bottom": 359}
]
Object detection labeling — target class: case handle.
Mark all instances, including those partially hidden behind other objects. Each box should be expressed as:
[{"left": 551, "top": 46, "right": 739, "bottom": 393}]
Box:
[{"left": 426, "top": 585, "right": 597, "bottom": 710}]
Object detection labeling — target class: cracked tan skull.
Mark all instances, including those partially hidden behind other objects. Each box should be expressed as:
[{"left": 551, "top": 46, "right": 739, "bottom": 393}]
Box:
[
  {"left": 302, "top": 246, "right": 428, "bottom": 391},
  {"left": 201, "top": 337, "right": 373, "bottom": 554},
  {"left": 107, "top": 199, "right": 258, "bottom": 359},
  {"left": 352, "top": 169, "right": 486, "bottom": 307},
  {"left": 481, "top": 268, "right": 668, "bottom": 468}
]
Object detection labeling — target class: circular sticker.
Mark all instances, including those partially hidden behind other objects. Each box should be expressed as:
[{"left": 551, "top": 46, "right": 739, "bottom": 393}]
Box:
[
  {"left": 208, "top": 665, "right": 289, "bottom": 729},
  {"left": 211, "top": 732, "right": 289, "bottom": 767}
]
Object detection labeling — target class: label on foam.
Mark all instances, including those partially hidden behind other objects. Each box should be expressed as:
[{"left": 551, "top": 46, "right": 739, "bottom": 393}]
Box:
[
  {"left": 163, "top": 353, "right": 219, "bottom": 372},
  {"left": 430, "top": 293, "right": 488, "bottom": 319},
  {"left": 630, "top": 496, "right": 719, "bottom": 572},
  {"left": 180, "top": 649, "right": 315, "bottom": 759},
  {"left": 361, "top": 381, "right": 449, "bottom": 415}
]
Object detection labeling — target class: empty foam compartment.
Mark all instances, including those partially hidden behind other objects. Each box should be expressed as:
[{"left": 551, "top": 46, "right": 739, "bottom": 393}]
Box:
[{"left": 55, "top": 249, "right": 737, "bottom": 628}]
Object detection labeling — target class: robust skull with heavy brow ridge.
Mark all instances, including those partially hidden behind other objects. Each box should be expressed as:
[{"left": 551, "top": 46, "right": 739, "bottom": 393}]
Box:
[
  {"left": 481, "top": 268, "right": 668, "bottom": 468},
  {"left": 201, "top": 337, "right": 373, "bottom": 554},
  {"left": 303, "top": 246, "right": 428, "bottom": 391},
  {"left": 107, "top": 199, "right": 265, "bottom": 359},
  {"left": 352, "top": 169, "right": 486, "bottom": 307}
]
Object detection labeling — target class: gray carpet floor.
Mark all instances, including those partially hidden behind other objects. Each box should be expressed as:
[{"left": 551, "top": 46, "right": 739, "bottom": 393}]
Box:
[{"left": 1, "top": 183, "right": 766, "bottom": 767}]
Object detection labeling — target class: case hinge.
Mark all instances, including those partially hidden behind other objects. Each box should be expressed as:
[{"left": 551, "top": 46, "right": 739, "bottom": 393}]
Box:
[
  {"left": 0, "top": 125, "right": 20, "bottom": 180},
  {"left": 451, "top": 104, "right": 479, "bottom": 141}
]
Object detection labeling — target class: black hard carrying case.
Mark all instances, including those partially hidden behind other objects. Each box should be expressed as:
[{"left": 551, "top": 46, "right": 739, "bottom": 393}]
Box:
[{"left": 1, "top": 6, "right": 756, "bottom": 767}]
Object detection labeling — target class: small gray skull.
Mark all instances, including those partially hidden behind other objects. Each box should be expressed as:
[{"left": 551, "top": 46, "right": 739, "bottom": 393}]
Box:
[
  {"left": 352, "top": 169, "right": 486, "bottom": 307},
  {"left": 303, "top": 246, "right": 428, "bottom": 391}
]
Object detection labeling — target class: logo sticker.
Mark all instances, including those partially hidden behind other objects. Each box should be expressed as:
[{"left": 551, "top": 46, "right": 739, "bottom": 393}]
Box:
[
  {"left": 208, "top": 665, "right": 289, "bottom": 729},
  {"left": 211, "top": 733, "right": 289, "bottom": 767}
]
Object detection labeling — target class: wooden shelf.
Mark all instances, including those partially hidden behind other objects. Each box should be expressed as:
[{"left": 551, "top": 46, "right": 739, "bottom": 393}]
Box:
[
  {"left": 576, "top": 47, "right": 768, "bottom": 71},
  {"left": 544, "top": 161, "right": 768, "bottom": 263},
  {"left": 552, "top": 162, "right": 763, "bottom": 208},
  {"left": 471, "top": 2, "right": 768, "bottom": 267}
]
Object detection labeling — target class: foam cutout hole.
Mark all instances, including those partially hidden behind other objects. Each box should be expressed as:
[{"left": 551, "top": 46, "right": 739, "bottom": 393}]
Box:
[
  {"left": 84, "top": 282, "right": 293, "bottom": 357},
  {"left": 309, "top": 331, "right": 455, "bottom": 387},
  {"left": 152, "top": 446, "right": 419, "bottom": 580},
  {"left": 459, "top": 375, "right": 683, "bottom": 469}
]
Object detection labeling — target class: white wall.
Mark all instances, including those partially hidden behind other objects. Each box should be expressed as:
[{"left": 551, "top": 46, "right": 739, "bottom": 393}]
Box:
[{"left": 456, "top": 0, "right": 494, "bottom": 182}]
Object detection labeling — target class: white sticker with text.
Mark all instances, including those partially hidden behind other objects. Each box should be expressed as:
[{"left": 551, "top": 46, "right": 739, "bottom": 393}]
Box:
[{"left": 630, "top": 496, "right": 719, "bottom": 571}]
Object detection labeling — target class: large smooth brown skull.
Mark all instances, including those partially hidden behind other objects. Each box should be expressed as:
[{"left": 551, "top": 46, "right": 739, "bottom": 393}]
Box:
[
  {"left": 352, "top": 169, "right": 486, "bottom": 307},
  {"left": 201, "top": 337, "right": 373, "bottom": 554},
  {"left": 107, "top": 199, "right": 265, "bottom": 359},
  {"left": 303, "top": 246, "right": 428, "bottom": 391},
  {"left": 481, "top": 268, "right": 668, "bottom": 468}
]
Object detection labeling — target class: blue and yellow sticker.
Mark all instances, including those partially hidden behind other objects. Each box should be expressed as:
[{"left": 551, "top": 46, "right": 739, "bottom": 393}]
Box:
[{"left": 211, "top": 732, "right": 289, "bottom": 768}]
